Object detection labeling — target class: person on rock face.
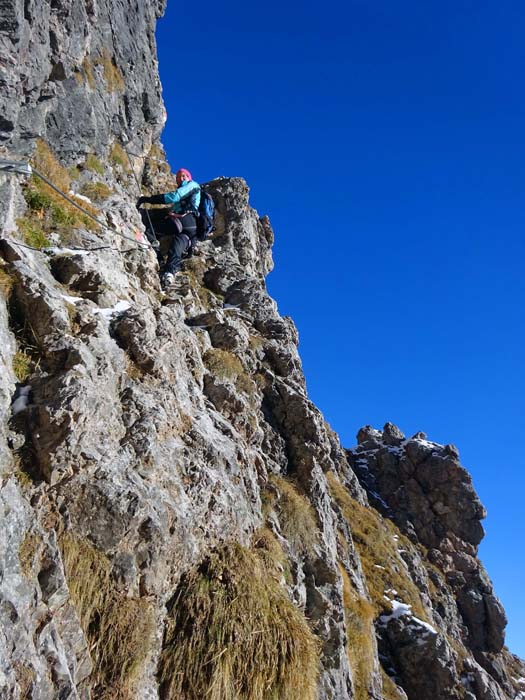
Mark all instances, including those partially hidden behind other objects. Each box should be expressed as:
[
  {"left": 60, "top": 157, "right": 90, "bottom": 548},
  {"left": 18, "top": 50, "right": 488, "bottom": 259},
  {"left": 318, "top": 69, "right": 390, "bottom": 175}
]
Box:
[{"left": 136, "top": 168, "right": 201, "bottom": 288}]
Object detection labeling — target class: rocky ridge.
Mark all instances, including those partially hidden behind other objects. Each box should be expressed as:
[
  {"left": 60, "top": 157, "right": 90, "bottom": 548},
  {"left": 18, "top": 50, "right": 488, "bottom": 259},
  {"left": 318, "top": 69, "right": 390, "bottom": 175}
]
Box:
[{"left": 0, "top": 1, "right": 523, "bottom": 699}]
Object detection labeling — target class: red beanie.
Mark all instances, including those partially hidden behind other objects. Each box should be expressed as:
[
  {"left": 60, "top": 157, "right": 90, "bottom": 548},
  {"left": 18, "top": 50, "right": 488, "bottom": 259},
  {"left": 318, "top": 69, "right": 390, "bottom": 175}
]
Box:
[{"left": 176, "top": 168, "right": 192, "bottom": 185}]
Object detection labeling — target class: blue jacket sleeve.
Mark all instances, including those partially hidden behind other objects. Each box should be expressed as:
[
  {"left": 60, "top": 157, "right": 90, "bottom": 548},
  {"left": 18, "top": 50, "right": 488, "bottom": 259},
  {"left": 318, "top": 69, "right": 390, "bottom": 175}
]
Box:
[{"left": 163, "top": 181, "right": 200, "bottom": 206}]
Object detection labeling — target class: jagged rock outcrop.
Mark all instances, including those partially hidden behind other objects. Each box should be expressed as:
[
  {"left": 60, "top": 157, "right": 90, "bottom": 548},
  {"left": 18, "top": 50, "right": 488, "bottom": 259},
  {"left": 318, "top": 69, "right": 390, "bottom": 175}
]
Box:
[
  {"left": 0, "top": 1, "right": 523, "bottom": 699},
  {"left": 347, "top": 425, "right": 520, "bottom": 700}
]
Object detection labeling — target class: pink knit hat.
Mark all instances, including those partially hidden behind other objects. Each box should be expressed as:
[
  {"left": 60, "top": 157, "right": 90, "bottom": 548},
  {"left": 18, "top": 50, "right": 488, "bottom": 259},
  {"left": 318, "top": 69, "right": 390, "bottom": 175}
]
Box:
[{"left": 176, "top": 168, "right": 192, "bottom": 185}]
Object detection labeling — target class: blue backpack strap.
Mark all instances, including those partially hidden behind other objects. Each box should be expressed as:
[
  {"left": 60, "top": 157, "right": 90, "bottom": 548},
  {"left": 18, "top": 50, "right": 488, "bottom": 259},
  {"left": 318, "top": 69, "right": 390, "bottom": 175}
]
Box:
[{"left": 196, "top": 187, "right": 216, "bottom": 240}]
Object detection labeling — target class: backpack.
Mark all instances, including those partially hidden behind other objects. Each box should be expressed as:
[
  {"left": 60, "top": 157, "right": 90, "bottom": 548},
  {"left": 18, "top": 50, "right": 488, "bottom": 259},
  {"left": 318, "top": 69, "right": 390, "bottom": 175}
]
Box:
[{"left": 196, "top": 188, "right": 215, "bottom": 241}]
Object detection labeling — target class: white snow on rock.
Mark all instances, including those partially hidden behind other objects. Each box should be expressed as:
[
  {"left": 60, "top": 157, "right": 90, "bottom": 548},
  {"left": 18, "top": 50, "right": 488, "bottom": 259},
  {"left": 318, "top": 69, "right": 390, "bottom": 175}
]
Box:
[
  {"left": 410, "top": 616, "right": 437, "bottom": 636},
  {"left": 92, "top": 300, "right": 131, "bottom": 319},
  {"left": 47, "top": 247, "right": 90, "bottom": 256},
  {"left": 12, "top": 385, "right": 31, "bottom": 415},
  {"left": 379, "top": 598, "right": 437, "bottom": 637},
  {"left": 381, "top": 600, "right": 413, "bottom": 622},
  {"left": 412, "top": 437, "right": 441, "bottom": 452},
  {"left": 69, "top": 190, "right": 92, "bottom": 204},
  {"left": 62, "top": 295, "right": 84, "bottom": 304}
]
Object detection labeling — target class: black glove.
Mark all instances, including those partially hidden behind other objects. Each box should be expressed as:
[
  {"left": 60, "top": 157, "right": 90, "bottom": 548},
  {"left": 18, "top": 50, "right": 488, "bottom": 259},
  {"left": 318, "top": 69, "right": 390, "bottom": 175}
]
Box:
[{"left": 137, "top": 194, "right": 165, "bottom": 208}]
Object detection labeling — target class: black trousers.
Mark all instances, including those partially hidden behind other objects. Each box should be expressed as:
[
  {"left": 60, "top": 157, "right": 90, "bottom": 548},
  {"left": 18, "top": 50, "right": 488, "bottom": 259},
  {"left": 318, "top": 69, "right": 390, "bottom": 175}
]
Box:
[{"left": 141, "top": 209, "right": 197, "bottom": 274}]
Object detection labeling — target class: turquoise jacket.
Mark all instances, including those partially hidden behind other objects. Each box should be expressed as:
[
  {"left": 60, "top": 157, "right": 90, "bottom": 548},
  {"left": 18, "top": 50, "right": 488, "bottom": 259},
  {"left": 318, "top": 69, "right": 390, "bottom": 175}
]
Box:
[{"left": 163, "top": 180, "right": 201, "bottom": 214}]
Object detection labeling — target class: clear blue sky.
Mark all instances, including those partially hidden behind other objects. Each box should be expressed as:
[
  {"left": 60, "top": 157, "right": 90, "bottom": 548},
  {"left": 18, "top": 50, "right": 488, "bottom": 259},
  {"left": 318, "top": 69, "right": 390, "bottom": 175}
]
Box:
[{"left": 156, "top": 1, "right": 525, "bottom": 657}]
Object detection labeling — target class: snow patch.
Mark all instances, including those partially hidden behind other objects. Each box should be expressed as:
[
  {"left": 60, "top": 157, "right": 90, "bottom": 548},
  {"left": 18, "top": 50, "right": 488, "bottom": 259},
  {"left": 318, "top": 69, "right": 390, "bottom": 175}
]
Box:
[
  {"left": 92, "top": 300, "right": 131, "bottom": 319},
  {"left": 379, "top": 597, "right": 437, "bottom": 637},
  {"left": 62, "top": 294, "right": 84, "bottom": 304},
  {"left": 12, "top": 385, "right": 31, "bottom": 415},
  {"left": 410, "top": 616, "right": 437, "bottom": 635},
  {"left": 69, "top": 190, "right": 92, "bottom": 204},
  {"left": 46, "top": 247, "right": 90, "bottom": 256},
  {"left": 413, "top": 438, "right": 440, "bottom": 448},
  {"left": 381, "top": 600, "right": 412, "bottom": 622}
]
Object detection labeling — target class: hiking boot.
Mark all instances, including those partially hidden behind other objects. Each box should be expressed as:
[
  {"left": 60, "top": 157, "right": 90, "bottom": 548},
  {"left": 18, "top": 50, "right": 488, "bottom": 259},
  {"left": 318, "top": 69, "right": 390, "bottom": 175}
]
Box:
[{"left": 161, "top": 272, "right": 175, "bottom": 288}]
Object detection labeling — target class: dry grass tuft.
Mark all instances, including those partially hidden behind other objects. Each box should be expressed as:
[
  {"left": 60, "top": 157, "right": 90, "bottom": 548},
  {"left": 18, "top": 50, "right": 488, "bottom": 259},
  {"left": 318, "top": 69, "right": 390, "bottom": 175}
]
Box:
[
  {"left": 338, "top": 563, "right": 376, "bottom": 700},
  {"left": 84, "top": 153, "right": 104, "bottom": 176},
  {"left": 202, "top": 348, "right": 255, "bottom": 394},
  {"left": 13, "top": 469, "right": 34, "bottom": 489},
  {"left": 60, "top": 534, "right": 155, "bottom": 700},
  {"left": 327, "top": 472, "right": 427, "bottom": 620},
  {"left": 110, "top": 143, "right": 131, "bottom": 171},
  {"left": 80, "top": 181, "right": 113, "bottom": 202},
  {"left": 381, "top": 668, "right": 407, "bottom": 700},
  {"left": 17, "top": 215, "right": 51, "bottom": 248},
  {"left": 158, "top": 542, "right": 320, "bottom": 700},
  {"left": 68, "top": 165, "right": 81, "bottom": 180},
  {"left": 266, "top": 475, "right": 319, "bottom": 556},
  {"left": 252, "top": 526, "right": 291, "bottom": 583},
  {"left": 12, "top": 349, "right": 32, "bottom": 381},
  {"left": 203, "top": 348, "right": 244, "bottom": 381},
  {"left": 248, "top": 334, "right": 265, "bottom": 351},
  {"left": 96, "top": 50, "right": 125, "bottom": 92},
  {"left": 79, "top": 52, "right": 124, "bottom": 92},
  {"left": 0, "top": 265, "right": 15, "bottom": 298},
  {"left": 123, "top": 355, "right": 145, "bottom": 380},
  {"left": 26, "top": 140, "right": 100, "bottom": 236},
  {"left": 183, "top": 255, "right": 207, "bottom": 282},
  {"left": 14, "top": 663, "right": 35, "bottom": 700},
  {"left": 80, "top": 57, "right": 96, "bottom": 88},
  {"left": 203, "top": 348, "right": 257, "bottom": 396},
  {"left": 32, "top": 139, "right": 70, "bottom": 192},
  {"left": 19, "top": 533, "right": 42, "bottom": 578}
]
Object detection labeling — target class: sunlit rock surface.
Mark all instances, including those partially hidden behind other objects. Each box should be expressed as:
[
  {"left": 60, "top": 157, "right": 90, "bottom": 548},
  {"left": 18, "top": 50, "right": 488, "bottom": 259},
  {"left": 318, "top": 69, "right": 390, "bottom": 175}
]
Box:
[{"left": 0, "top": 1, "right": 523, "bottom": 698}]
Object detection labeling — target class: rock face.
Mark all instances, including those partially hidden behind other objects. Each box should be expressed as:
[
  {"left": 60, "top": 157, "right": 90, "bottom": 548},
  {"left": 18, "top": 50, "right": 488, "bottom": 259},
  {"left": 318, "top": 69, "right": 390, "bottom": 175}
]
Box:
[
  {"left": 0, "top": 2, "right": 523, "bottom": 700},
  {"left": 0, "top": 0, "right": 166, "bottom": 157},
  {"left": 347, "top": 425, "right": 518, "bottom": 700}
]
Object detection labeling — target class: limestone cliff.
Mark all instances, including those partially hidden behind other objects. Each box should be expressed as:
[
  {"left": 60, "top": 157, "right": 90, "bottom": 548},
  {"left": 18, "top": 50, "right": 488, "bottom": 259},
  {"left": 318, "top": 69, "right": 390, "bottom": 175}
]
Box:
[{"left": 0, "top": 2, "right": 523, "bottom": 699}]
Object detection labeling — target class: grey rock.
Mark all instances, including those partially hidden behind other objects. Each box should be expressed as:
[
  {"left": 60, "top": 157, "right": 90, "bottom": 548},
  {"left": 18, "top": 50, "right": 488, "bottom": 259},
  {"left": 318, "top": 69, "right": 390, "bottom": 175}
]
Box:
[
  {"left": 382, "top": 421, "right": 405, "bottom": 446},
  {"left": 0, "top": 3, "right": 521, "bottom": 699}
]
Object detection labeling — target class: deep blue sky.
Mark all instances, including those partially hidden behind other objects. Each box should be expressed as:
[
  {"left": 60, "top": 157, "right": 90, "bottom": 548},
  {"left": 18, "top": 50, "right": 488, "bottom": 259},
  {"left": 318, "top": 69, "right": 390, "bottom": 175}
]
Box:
[{"left": 156, "top": 1, "right": 525, "bottom": 657}]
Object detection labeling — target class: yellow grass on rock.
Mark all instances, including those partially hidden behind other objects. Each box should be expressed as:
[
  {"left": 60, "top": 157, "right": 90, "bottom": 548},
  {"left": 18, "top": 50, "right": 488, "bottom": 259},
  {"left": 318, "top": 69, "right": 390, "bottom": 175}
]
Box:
[{"left": 158, "top": 542, "right": 320, "bottom": 700}]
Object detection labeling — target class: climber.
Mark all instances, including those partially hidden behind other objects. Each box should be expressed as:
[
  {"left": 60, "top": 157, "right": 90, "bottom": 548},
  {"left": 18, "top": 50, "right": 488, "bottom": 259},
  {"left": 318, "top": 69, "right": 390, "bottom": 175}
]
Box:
[{"left": 137, "top": 168, "right": 201, "bottom": 288}]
